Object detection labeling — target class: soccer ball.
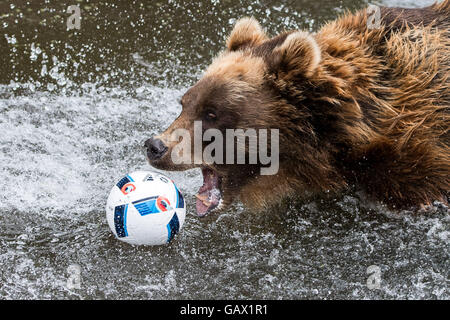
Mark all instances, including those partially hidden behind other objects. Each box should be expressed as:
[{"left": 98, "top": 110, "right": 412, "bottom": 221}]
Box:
[{"left": 106, "top": 171, "right": 186, "bottom": 245}]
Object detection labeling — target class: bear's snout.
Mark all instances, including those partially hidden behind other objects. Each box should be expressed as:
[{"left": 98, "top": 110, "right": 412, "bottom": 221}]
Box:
[{"left": 144, "top": 137, "right": 168, "bottom": 161}]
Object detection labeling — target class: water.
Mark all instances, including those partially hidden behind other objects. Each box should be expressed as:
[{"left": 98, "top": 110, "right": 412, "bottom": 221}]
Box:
[{"left": 0, "top": 0, "right": 448, "bottom": 299}]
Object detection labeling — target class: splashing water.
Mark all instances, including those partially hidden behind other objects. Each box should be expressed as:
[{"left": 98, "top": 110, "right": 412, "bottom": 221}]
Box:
[{"left": 0, "top": 0, "right": 447, "bottom": 299}]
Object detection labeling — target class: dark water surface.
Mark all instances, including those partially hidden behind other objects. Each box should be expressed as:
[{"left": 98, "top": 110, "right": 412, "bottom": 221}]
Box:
[{"left": 0, "top": 0, "right": 448, "bottom": 299}]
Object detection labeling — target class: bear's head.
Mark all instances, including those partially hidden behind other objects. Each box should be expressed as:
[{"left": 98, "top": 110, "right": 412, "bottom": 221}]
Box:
[{"left": 146, "top": 17, "right": 342, "bottom": 217}]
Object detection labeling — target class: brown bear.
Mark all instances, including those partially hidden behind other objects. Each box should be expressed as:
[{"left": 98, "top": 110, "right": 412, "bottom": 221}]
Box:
[{"left": 145, "top": 1, "right": 450, "bottom": 217}]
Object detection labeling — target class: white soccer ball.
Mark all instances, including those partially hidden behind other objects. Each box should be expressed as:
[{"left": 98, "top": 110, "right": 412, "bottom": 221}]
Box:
[{"left": 105, "top": 171, "right": 186, "bottom": 245}]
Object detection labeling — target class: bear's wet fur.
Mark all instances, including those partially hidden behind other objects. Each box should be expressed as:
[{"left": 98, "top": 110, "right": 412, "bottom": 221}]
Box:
[{"left": 150, "top": 1, "right": 449, "bottom": 214}]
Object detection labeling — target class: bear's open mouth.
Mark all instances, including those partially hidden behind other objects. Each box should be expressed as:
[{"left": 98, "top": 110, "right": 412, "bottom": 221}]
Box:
[{"left": 195, "top": 167, "right": 222, "bottom": 217}]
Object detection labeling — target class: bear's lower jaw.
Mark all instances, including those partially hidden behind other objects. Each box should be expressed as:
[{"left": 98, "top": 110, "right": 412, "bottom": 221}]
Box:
[{"left": 195, "top": 167, "right": 223, "bottom": 217}]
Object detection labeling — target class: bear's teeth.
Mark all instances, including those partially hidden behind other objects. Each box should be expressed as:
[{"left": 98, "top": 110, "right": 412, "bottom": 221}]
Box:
[
  {"left": 195, "top": 194, "right": 211, "bottom": 206},
  {"left": 195, "top": 194, "right": 207, "bottom": 201}
]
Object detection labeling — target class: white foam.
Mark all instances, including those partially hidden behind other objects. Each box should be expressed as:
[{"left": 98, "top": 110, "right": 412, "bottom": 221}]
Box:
[{"left": 0, "top": 84, "right": 187, "bottom": 218}]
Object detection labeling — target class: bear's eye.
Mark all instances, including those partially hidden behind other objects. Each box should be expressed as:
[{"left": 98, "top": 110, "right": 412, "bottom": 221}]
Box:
[{"left": 205, "top": 111, "right": 217, "bottom": 121}]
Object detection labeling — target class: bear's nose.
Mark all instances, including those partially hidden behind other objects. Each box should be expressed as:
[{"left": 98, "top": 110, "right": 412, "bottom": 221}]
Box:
[{"left": 144, "top": 137, "right": 168, "bottom": 160}]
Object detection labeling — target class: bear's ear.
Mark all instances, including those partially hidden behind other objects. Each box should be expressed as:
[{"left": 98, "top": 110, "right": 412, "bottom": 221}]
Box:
[
  {"left": 226, "top": 17, "right": 267, "bottom": 51},
  {"left": 268, "top": 31, "right": 321, "bottom": 78}
]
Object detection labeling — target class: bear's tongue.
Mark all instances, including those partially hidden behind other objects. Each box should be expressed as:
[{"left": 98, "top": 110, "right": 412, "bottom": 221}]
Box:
[{"left": 195, "top": 168, "right": 221, "bottom": 217}]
